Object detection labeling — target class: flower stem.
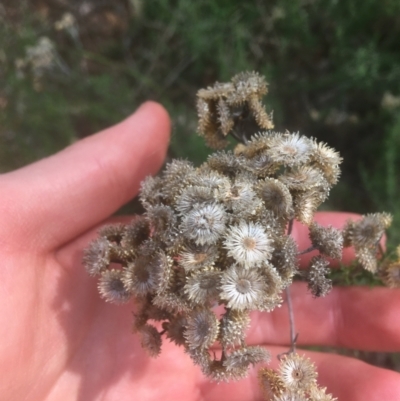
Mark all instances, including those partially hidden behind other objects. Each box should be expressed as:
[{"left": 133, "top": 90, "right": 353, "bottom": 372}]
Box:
[{"left": 285, "top": 285, "right": 297, "bottom": 353}]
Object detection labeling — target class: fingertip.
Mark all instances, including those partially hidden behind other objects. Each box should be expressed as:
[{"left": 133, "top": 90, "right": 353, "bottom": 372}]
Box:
[
  {"left": 133, "top": 101, "right": 171, "bottom": 130},
  {"left": 127, "top": 101, "right": 170, "bottom": 138},
  {"left": 119, "top": 101, "right": 171, "bottom": 171}
]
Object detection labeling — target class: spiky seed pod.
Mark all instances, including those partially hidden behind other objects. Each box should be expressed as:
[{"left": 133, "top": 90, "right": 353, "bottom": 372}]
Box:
[
  {"left": 197, "top": 97, "right": 212, "bottom": 130},
  {"left": 206, "top": 151, "right": 245, "bottom": 178},
  {"left": 217, "top": 98, "right": 235, "bottom": 135},
  {"left": 278, "top": 166, "right": 327, "bottom": 192},
  {"left": 292, "top": 189, "right": 325, "bottom": 226},
  {"left": 242, "top": 152, "right": 278, "bottom": 177},
  {"left": 212, "top": 243, "right": 236, "bottom": 271},
  {"left": 164, "top": 314, "right": 188, "bottom": 347},
  {"left": 356, "top": 247, "right": 378, "bottom": 272},
  {"left": 381, "top": 261, "right": 400, "bottom": 288},
  {"left": 196, "top": 95, "right": 228, "bottom": 149},
  {"left": 308, "top": 385, "right": 338, "bottom": 401},
  {"left": 310, "top": 141, "right": 342, "bottom": 185},
  {"left": 220, "top": 265, "right": 267, "bottom": 310},
  {"left": 106, "top": 242, "right": 132, "bottom": 264},
  {"left": 258, "top": 368, "right": 286, "bottom": 400},
  {"left": 181, "top": 203, "right": 227, "bottom": 246},
  {"left": 240, "top": 131, "right": 276, "bottom": 158},
  {"left": 256, "top": 263, "right": 284, "bottom": 312},
  {"left": 257, "top": 209, "right": 288, "bottom": 235},
  {"left": 309, "top": 222, "right": 343, "bottom": 260},
  {"left": 121, "top": 217, "right": 150, "bottom": 249},
  {"left": 229, "top": 71, "right": 268, "bottom": 103},
  {"left": 153, "top": 290, "right": 190, "bottom": 314},
  {"left": 162, "top": 159, "right": 197, "bottom": 201},
  {"left": 145, "top": 205, "right": 177, "bottom": 237},
  {"left": 98, "top": 223, "right": 126, "bottom": 243},
  {"left": 191, "top": 168, "right": 231, "bottom": 192},
  {"left": 123, "top": 250, "right": 171, "bottom": 296},
  {"left": 223, "top": 346, "right": 270, "bottom": 372},
  {"left": 307, "top": 256, "right": 332, "bottom": 297},
  {"left": 207, "top": 359, "right": 247, "bottom": 382},
  {"left": 179, "top": 242, "right": 219, "bottom": 271},
  {"left": 268, "top": 133, "right": 313, "bottom": 167},
  {"left": 279, "top": 353, "right": 317, "bottom": 392},
  {"left": 218, "top": 178, "right": 262, "bottom": 217},
  {"left": 98, "top": 269, "right": 132, "bottom": 304},
  {"left": 261, "top": 263, "right": 284, "bottom": 296},
  {"left": 248, "top": 94, "right": 274, "bottom": 129},
  {"left": 149, "top": 249, "right": 173, "bottom": 291},
  {"left": 343, "top": 213, "right": 392, "bottom": 248},
  {"left": 219, "top": 309, "right": 251, "bottom": 348},
  {"left": 139, "top": 324, "right": 162, "bottom": 357},
  {"left": 224, "top": 221, "right": 273, "bottom": 269},
  {"left": 83, "top": 237, "right": 112, "bottom": 276},
  {"left": 123, "top": 261, "right": 157, "bottom": 297},
  {"left": 256, "top": 178, "right": 294, "bottom": 219},
  {"left": 184, "top": 308, "right": 219, "bottom": 350},
  {"left": 175, "top": 185, "right": 216, "bottom": 215},
  {"left": 186, "top": 347, "right": 212, "bottom": 376},
  {"left": 184, "top": 270, "right": 221, "bottom": 304},
  {"left": 381, "top": 212, "right": 394, "bottom": 228},
  {"left": 139, "top": 175, "right": 165, "bottom": 207},
  {"left": 163, "top": 159, "right": 196, "bottom": 183},
  {"left": 198, "top": 81, "right": 234, "bottom": 100},
  {"left": 153, "top": 267, "right": 191, "bottom": 314},
  {"left": 270, "top": 235, "right": 299, "bottom": 286}
]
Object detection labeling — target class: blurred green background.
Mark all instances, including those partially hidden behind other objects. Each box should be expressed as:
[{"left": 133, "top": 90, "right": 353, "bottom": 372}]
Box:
[
  {"left": 2, "top": 0, "right": 400, "bottom": 231},
  {"left": 1, "top": 0, "right": 399, "bottom": 372}
]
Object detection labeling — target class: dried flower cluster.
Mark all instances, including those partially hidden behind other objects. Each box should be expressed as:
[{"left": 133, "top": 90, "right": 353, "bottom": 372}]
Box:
[
  {"left": 343, "top": 213, "right": 392, "bottom": 273},
  {"left": 83, "top": 72, "right": 395, "bottom": 396},
  {"left": 197, "top": 72, "right": 274, "bottom": 148},
  {"left": 258, "top": 353, "right": 336, "bottom": 401}
]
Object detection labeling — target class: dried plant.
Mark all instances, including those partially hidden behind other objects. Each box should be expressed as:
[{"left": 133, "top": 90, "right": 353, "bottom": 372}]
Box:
[{"left": 83, "top": 72, "right": 398, "bottom": 399}]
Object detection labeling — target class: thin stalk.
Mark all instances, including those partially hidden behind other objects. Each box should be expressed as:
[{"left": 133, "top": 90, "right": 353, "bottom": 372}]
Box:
[
  {"left": 285, "top": 285, "right": 297, "bottom": 353},
  {"left": 298, "top": 245, "right": 317, "bottom": 255},
  {"left": 286, "top": 218, "right": 297, "bottom": 353}
]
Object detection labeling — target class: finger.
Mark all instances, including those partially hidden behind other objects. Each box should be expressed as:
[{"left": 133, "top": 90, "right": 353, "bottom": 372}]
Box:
[
  {"left": 0, "top": 102, "right": 170, "bottom": 252},
  {"left": 292, "top": 211, "right": 361, "bottom": 268},
  {"left": 248, "top": 282, "right": 400, "bottom": 352}
]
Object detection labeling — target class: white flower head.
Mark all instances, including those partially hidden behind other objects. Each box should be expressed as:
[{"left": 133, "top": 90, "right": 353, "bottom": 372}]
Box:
[
  {"left": 220, "top": 265, "right": 266, "bottom": 310},
  {"left": 279, "top": 353, "right": 317, "bottom": 392},
  {"left": 224, "top": 221, "right": 273, "bottom": 268},
  {"left": 268, "top": 132, "right": 313, "bottom": 166},
  {"left": 181, "top": 203, "right": 227, "bottom": 245}
]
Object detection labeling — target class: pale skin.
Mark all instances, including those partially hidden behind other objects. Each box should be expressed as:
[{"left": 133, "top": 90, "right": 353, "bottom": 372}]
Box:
[{"left": 1, "top": 102, "right": 399, "bottom": 401}]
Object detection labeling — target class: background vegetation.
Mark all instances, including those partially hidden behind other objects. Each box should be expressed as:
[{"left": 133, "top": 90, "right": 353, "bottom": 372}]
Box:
[{"left": 1, "top": 0, "right": 400, "bottom": 370}]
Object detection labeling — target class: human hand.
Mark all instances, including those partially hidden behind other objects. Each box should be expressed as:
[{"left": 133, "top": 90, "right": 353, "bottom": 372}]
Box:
[{"left": 0, "top": 102, "right": 399, "bottom": 401}]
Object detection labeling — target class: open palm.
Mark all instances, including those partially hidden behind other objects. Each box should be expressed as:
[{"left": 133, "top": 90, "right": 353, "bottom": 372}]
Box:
[{"left": 1, "top": 102, "right": 399, "bottom": 401}]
